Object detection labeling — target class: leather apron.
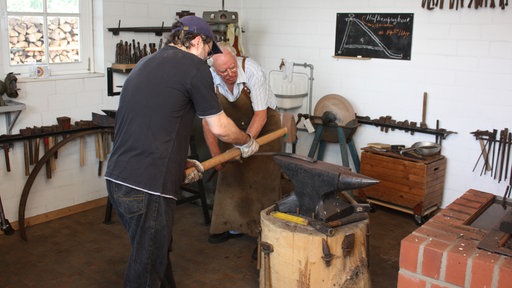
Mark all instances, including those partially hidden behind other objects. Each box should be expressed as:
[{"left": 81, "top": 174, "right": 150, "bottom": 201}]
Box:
[{"left": 209, "top": 59, "right": 282, "bottom": 237}]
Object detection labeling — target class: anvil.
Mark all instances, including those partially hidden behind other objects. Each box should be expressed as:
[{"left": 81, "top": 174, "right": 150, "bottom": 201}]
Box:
[{"left": 273, "top": 155, "right": 378, "bottom": 220}]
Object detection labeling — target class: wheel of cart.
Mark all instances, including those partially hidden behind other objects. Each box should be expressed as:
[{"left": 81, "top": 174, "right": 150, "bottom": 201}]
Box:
[{"left": 413, "top": 204, "right": 440, "bottom": 225}]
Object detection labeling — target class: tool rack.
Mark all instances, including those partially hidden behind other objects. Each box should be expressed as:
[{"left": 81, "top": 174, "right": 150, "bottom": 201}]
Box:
[
  {"left": 356, "top": 115, "right": 456, "bottom": 144},
  {"left": 0, "top": 123, "right": 114, "bottom": 240}
]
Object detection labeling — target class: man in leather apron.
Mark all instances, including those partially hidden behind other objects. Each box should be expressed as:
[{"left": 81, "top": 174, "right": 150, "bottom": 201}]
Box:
[{"left": 202, "top": 44, "right": 282, "bottom": 248}]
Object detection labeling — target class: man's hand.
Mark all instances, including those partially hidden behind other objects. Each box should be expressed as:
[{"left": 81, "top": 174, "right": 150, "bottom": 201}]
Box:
[
  {"left": 235, "top": 134, "right": 259, "bottom": 158},
  {"left": 183, "top": 159, "right": 204, "bottom": 184}
]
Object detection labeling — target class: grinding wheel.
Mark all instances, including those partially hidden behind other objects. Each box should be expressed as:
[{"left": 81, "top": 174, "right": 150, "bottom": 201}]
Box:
[
  {"left": 313, "top": 94, "right": 358, "bottom": 143},
  {"left": 314, "top": 94, "right": 356, "bottom": 126}
]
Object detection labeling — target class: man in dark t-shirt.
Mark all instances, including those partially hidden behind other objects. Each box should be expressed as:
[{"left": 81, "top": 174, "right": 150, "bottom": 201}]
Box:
[{"left": 105, "top": 16, "right": 258, "bottom": 288}]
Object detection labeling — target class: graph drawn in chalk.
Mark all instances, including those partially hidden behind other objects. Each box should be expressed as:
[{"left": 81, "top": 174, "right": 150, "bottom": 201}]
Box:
[{"left": 335, "top": 13, "right": 414, "bottom": 61}]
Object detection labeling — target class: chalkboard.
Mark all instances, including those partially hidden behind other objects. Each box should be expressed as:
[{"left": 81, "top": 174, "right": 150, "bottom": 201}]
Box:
[{"left": 335, "top": 13, "right": 414, "bottom": 60}]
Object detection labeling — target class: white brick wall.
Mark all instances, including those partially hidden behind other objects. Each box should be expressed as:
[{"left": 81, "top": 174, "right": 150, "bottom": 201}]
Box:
[
  {"left": 241, "top": 1, "right": 512, "bottom": 206},
  {"left": 1, "top": 0, "right": 511, "bottom": 223}
]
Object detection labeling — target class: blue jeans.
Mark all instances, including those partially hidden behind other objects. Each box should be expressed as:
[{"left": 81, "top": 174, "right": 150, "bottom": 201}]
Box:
[{"left": 106, "top": 180, "right": 176, "bottom": 288}]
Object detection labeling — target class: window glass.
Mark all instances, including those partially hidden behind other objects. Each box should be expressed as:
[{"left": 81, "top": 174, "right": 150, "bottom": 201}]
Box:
[
  {"left": 8, "top": 16, "right": 45, "bottom": 65},
  {"left": 47, "top": 0, "right": 79, "bottom": 13},
  {"left": 5, "top": 0, "right": 84, "bottom": 69},
  {"left": 47, "top": 16, "right": 80, "bottom": 63},
  {"left": 6, "top": 0, "right": 43, "bottom": 13}
]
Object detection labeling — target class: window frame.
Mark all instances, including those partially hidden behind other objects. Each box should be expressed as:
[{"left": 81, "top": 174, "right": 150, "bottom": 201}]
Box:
[{"left": 0, "top": 0, "right": 94, "bottom": 77}]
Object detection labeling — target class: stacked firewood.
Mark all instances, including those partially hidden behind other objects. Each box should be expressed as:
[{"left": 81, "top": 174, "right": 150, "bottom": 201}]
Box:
[{"left": 8, "top": 17, "right": 79, "bottom": 64}]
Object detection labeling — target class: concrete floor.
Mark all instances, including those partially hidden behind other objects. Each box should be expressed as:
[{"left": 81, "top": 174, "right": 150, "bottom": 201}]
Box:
[{"left": 0, "top": 199, "right": 418, "bottom": 288}]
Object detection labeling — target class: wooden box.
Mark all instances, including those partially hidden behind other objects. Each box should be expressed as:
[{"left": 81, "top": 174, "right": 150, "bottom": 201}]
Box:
[{"left": 357, "top": 149, "right": 446, "bottom": 220}]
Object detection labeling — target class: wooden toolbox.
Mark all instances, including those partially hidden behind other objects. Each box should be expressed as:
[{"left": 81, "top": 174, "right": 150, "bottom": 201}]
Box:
[{"left": 357, "top": 148, "right": 446, "bottom": 223}]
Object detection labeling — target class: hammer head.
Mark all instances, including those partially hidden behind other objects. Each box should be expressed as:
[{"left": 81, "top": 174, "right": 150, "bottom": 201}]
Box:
[{"left": 273, "top": 155, "right": 378, "bottom": 218}]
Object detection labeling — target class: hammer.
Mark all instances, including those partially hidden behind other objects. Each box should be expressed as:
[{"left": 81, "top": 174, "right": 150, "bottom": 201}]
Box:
[{"left": 184, "top": 127, "right": 288, "bottom": 177}]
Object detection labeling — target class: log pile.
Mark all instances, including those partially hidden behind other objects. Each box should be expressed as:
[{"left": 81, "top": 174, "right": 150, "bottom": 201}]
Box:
[{"left": 8, "top": 16, "right": 80, "bottom": 64}]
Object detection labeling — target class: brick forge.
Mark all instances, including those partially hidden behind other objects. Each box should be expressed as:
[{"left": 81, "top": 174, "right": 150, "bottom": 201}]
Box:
[{"left": 398, "top": 189, "right": 512, "bottom": 288}]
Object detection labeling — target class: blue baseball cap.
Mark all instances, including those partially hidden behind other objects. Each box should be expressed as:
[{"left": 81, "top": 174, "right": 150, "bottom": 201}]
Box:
[{"left": 178, "top": 16, "right": 222, "bottom": 55}]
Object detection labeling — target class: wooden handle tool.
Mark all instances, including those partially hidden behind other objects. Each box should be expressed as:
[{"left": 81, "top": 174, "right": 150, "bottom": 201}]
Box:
[
  {"left": 79, "top": 137, "right": 85, "bottom": 166},
  {"left": 3, "top": 143, "right": 10, "bottom": 172},
  {"left": 185, "top": 127, "right": 287, "bottom": 177}
]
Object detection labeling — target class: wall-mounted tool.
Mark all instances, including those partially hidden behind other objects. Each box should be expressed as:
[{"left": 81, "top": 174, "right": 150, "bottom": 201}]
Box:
[
  {"left": 356, "top": 114, "right": 457, "bottom": 144},
  {"left": 202, "top": 0, "right": 243, "bottom": 55},
  {"left": 471, "top": 128, "right": 512, "bottom": 204},
  {"left": 0, "top": 195, "right": 14, "bottom": 235},
  {"left": 0, "top": 72, "right": 20, "bottom": 104}
]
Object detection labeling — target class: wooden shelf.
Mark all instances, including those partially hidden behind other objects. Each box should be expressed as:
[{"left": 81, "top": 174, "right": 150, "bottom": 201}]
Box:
[
  {"left": 0, "top": 100, "right": 26, "bottom": 134},
  {"left": 111, "top": 63, "right": 136, "bottom": 73},
  {"left": 107, "top": 26, "right": 172, "bottom": 36}
]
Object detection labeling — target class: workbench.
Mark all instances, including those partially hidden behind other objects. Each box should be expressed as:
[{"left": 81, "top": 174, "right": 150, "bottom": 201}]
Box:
[{"left": 357, "top": 147, "right": 446, "bottom": 224}]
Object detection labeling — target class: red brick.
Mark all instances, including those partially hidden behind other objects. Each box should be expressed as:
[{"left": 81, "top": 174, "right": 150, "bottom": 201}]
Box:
[
  {"left": 462, "top": 191, "right": 495, "bottom": 204},
  {"left": 431, "top": 284, "right": 451, "bottom": 288},
  {"left": 425, "top": 219, "right": 485, "bottom": 242},
  {"left": 470, "top": 250, "right": 502, "bottom": 288},
  {"left": 397, "top": 271, "right": 427, "bottom": 288},
  {"left": 466, "top": 189, "right": 495, "bottom": 201},
  {"left": 446, "top": 203, "right": 478, "bottom": 218},
  {"left": 422, "top": 239, "right": 451, "bottom": 280},
  {"left": 430, "top": 212, "right": 468, "bottom": 226},
  {"left": 455, "top": 196, "right": 487, "bottom": 209},
  {"left": 498, "top": 256, "right": 512, "bottom": 288},
  {"left": 414, "top": 223, "right": 460, "bottom": 243},
  {"left": 438, "top": 208, "right": 472, "bottom": 220},
  {"left": 444, "top": 239, "right": 477, "bottom": 287},
  {"left": 400, "top": 234, "right": 429, "bottom": 272}
]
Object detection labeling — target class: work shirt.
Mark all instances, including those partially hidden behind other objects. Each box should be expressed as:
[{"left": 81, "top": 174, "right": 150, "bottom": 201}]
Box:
[
  {"left": 210, "top": 57, "right": 277, "bottom": 111},
  {"left": 105, "top": 45, "right": 222, "bottom": 199}
]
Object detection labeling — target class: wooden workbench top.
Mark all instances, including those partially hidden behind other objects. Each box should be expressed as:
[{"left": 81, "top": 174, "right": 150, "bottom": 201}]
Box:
[{"left": 361, "top": 147, "right": 445, "bottom": 164}]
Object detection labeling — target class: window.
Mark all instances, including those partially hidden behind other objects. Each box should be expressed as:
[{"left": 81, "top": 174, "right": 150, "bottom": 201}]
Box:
[{"left": 1, "top": 0, "right": 94, "bottom": 76}]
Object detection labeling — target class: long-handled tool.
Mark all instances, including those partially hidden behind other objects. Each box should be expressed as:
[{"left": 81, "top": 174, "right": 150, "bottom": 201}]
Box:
[
  {"left": 0, "top": 194, "right": 15, "bottom": 235},
  {"left": 2, "top": 143, "right": 11, "bottom": 172},
  {"left": 504, "top": 132, "right": 511, "bottom": 181},
  {"left": 498, "top": 128, "right": 509, "bottom": 182},
  {"left": 184, "top": 127, "right": 288, "bottom": 177}
]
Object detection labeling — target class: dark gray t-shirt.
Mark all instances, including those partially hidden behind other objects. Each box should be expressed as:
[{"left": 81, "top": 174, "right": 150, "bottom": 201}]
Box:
[{"left": 105, "top": 45, "right": 221, "bottom": 198}]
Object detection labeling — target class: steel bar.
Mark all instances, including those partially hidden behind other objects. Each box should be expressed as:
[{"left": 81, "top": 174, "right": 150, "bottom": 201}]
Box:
[
  {"left": 504, "top": 132, "right": 512, "bottom": 181},
  {"left": 499, "top": 128, "right": 509, "bottom": 182},
  {"left": 491, "top": 129, "right": 497, "bottom": 177}
]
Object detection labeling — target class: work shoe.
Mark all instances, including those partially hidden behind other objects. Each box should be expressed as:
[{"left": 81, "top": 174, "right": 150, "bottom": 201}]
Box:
[
  {"left": 252, "top": 246, "right": 258, "bottom": 261},
  {"left": 208, "top": 231, "right": 243, "bottom": 244}
]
